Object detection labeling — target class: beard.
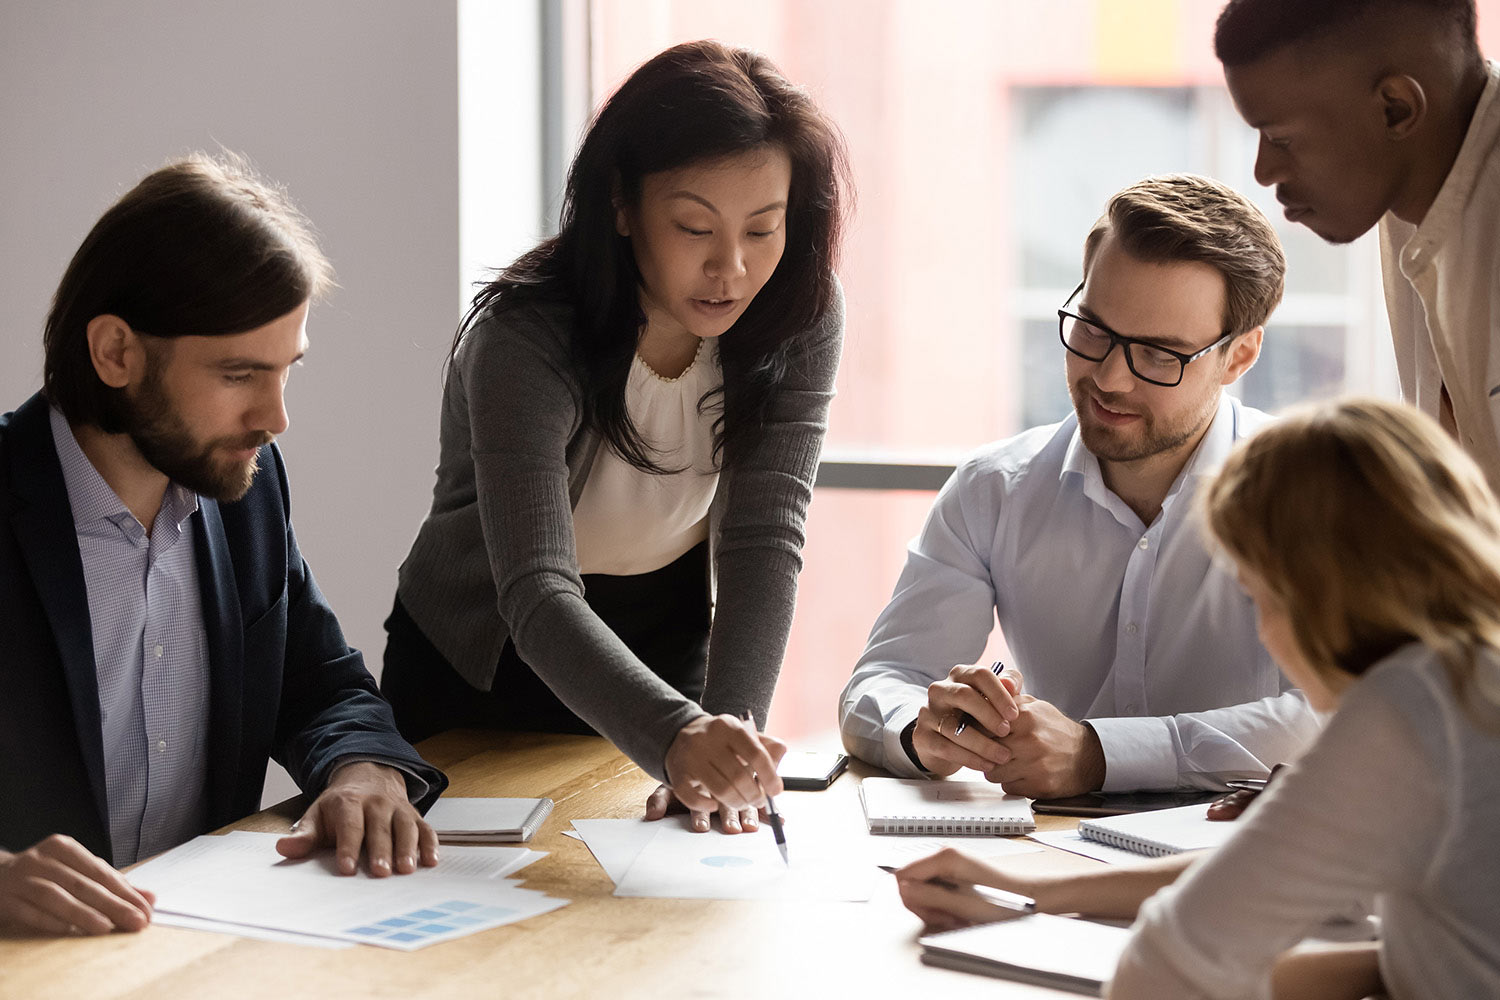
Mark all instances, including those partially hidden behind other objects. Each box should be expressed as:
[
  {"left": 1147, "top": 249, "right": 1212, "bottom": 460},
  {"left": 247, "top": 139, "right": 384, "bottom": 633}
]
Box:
[
  {"left": 1068, "top": 378, "right": 1213, "bottom": 465},
  {"left": 112, "top": 365, "right": 272, "bottom": 502}
]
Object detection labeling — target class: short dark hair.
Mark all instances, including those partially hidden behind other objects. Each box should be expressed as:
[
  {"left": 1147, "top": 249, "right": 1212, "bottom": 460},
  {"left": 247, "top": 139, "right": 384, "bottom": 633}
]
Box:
[
  {"left": 459, "top": 39, "right": 852, "bottom": 472},
  {"left": 43, "top": 153, "right": 333, "bottom": 429},
  {"left": 1082, "top": 174, "right": 1286, "bottom": 336},
  {"left": 1214, "top": 0, "right": 1478, "bottom": 66}
]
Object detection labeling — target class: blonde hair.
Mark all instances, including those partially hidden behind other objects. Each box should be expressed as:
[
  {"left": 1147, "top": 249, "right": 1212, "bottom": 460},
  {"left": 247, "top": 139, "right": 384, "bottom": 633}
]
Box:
[
  {"left": 1204, "top": 398, "right": 1500, "bottom": 719},
  {"left": 1083, "top": 174, "right": 1285, "bottom": 337}
]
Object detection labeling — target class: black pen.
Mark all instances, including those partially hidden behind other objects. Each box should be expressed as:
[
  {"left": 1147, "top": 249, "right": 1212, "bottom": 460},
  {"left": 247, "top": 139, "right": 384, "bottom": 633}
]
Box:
[
  {"left": 953, "top": 660, "right": 1006, "bottom": 737},
  {"left": 745, "top": 712, "right": 789, "bottom": 866},
  {"left": 878, "top": 865, "right": 1035, "bottom": 912}
]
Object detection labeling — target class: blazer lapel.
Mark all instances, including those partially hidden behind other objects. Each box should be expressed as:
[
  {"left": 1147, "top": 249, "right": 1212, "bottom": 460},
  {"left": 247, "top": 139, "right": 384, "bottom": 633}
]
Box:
[
  {"left": 194, "top": 498, "right": 245, "bottom": 826},
  {"left": 6, "top": 397, "right": 110, "bottom": 834}
]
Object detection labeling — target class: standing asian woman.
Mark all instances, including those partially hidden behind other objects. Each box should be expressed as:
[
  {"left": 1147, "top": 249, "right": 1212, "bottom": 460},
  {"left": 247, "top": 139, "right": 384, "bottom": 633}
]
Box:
[{"left": 382, "top": 40, "right": 851, "bottom": 833}]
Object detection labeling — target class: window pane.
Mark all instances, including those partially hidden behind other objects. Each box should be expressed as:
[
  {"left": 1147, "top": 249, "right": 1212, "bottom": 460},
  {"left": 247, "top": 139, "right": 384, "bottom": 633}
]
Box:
[{"left": 580, "top": 0, "right": 1459, "bottom": 742}]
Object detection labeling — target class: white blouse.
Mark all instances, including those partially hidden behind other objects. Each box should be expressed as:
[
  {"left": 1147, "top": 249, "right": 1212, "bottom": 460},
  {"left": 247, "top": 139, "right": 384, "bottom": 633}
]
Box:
[
  {"left": 572, "top": 338, "right": 722, "bottom": 576},
  {"left": 1112, "top": 642, "right": 1500, "bottom": 1000}
]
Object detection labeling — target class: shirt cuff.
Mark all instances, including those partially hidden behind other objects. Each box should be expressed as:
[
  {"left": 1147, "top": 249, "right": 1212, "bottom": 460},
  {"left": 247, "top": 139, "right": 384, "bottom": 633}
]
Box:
[
  {"left": 1086, "top": 716, "right": 1178, "bottom": 792},
  {"left": 881, "top": 702, "right": 929, "bottom": 778},
  {"left": 330, "top": 755, "right": 432, "bottom": 806}
]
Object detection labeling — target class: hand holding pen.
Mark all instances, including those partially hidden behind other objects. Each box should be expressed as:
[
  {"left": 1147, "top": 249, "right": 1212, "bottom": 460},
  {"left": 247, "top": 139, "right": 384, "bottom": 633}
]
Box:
[
  {"left": 745, "top": 712, "right": 789, "bottom": 866},
  {"left": 911, "top": 661, "right": 1024, "bottom": 777}
]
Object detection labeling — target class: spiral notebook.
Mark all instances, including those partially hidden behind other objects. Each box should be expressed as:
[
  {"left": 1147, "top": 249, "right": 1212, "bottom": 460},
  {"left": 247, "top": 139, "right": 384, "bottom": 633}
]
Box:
[
  {"left": 859, "top": 778, "right": 1035, "bottom": 835},
  {"left": 1075, "top": 802, "right": 1238, "bottom": 858}
]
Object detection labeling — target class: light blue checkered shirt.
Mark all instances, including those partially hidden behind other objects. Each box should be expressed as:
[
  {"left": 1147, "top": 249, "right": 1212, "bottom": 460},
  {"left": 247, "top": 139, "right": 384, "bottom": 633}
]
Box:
[{"left": 50, "top": 407, "right": 210, "bottom": 866}]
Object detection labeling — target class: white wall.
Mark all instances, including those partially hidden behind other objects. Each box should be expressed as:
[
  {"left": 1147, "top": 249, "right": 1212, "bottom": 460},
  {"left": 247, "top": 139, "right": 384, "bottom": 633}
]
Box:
[{"left": 0, "top": 0, "right": 542, "bottom": 803}]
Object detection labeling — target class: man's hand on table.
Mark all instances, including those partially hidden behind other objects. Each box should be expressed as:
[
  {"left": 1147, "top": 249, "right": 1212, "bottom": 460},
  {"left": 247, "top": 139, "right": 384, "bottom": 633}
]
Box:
[
  {"left": 275, "top": 761, "right": 438, "bottom": 876},
  {"left": 0, "top": 835, "right": 154, "bottom": 936}
]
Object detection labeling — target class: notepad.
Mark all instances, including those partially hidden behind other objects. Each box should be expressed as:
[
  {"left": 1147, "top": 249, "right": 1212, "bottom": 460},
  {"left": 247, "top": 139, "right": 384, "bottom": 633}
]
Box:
[
  {"left": 919, "top": 913, "right": 1131, "bottom": 996},
  {"left": 858, "top": 778, "right": 1035, "bottom": 835},
  {"left": 424, "top": 797, "right": 554, "bottom": 843},
  {"left": 1076, "top": 801, "right": 1239, "bottom": 858}
]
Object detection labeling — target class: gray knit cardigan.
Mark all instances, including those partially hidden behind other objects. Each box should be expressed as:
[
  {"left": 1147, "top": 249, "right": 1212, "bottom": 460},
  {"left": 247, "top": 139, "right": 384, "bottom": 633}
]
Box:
[{"left": 395, "top": 284, "right": 844, "bottom": 781}]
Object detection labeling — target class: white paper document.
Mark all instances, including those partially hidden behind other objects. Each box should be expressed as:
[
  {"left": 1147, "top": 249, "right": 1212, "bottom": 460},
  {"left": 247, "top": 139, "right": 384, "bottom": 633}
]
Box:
[
  {"left": 1028, "top": 829, "right": 1148, "bottom": 866},
  {"left": 866, "top": 835, "right": 1044, "bottom": 869},
  {"left": 611, "top": 822, "right": 874, "bottom": 901},
  {"left": 424, "top": 796, "right": 554, "bottom": 842},
  {"left": 569, "top": 818, "right": 662, "bottom": 885},
  {"left": 129, "top": 832, "right": 565, "bottom": 950}
]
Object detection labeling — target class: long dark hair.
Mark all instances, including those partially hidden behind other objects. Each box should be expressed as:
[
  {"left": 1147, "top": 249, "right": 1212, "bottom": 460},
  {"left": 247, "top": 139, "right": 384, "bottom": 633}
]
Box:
[
  {"left": 454, "top": 39, "right": 851, "bottom": 471},
  {"left": 43, "top": 153, "right": 332, "bottom": 432}
]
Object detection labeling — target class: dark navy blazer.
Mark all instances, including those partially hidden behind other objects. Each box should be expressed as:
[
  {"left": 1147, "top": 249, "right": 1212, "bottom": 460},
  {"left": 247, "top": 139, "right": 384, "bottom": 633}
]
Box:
[{"left": 0, "top": 393, "right": 446, "bottom": 858}]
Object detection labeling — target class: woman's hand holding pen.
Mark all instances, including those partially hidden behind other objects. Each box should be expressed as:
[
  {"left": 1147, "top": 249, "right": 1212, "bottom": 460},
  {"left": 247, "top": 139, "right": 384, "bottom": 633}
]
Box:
[
  {"left": 651, "top": 714, "right": 786, "bottom": 833},
  {"left": 893, "top": 847, "right": 1047, "bottom": 932},
  {"left": 913, "top": 663, "right": 1025, "bottom": 775}
]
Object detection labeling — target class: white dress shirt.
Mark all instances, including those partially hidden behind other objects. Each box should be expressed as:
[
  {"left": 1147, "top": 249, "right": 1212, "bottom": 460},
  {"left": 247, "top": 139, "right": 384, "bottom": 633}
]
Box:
[
  {"left": 1379, "top": 60, "right": 1500, "bottom": 493},
  {"left": 1117, "top": 643, "right": 1500, "bottom": 1000},
  {"left": 839, "top": 394, "right": 1319, "bottom": 791},
  {"left": 50, "top": 407, "right": 210, "bottom": 866},
  {"left": 572, "top": 338, "right": 722, "bottom": 575}
]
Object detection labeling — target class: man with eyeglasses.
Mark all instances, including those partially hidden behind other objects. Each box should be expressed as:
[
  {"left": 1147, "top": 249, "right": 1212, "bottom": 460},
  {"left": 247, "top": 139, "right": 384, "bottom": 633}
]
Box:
[{"left": 839, "top": 174, "right": 1320, "bottom": 798}]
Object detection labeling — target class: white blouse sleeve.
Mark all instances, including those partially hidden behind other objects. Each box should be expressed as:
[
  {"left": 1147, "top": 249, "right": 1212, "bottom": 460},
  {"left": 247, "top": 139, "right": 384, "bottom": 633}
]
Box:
[{"left": 1107, "top": 670, "right": 1444, "bottom": 1000}]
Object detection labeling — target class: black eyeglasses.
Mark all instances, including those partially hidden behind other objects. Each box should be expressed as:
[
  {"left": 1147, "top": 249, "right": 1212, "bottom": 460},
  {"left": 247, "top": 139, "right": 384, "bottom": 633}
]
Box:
[{"left": 1057, "top": 281, "right": 1234, "bottom": 388}]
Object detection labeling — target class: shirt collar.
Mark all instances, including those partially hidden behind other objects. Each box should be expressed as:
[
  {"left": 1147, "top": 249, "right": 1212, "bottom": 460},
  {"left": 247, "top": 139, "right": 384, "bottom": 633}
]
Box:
[
  {"left": 1060, "top": 393, "right": 1240, "bottom": 514},
  {"left": 49, "top": 405, "right": 201, "bottom": 533},
  {"left": 1398, "top": 59, "right": 1500, "bottom": 272}
]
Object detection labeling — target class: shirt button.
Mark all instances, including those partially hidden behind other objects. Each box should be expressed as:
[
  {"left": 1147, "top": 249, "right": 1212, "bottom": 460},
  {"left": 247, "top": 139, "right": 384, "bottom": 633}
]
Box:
[
  {"left": 1125, "top": 703, "right": 1140, "bottom": 713},
  {"left": 154, "top": 644, "right": 164, "bottom": 658},
  {"left": 157, "top": 739, "right": 168, "bottom": 753},
  {"left": 1137, "top": 537, "right": 1149, "bottom": 550},
  {"left": 1126, "top": 623, "right": 1139, "bottom": 634}
]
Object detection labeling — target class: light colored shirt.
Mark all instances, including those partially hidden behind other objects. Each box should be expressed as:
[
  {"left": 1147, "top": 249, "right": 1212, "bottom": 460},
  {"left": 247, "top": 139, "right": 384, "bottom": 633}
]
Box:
[
  {"left": 839, "top": 394, "right": 1319, "bottom": 791},
  {"left": 573, "top": 338, "right": 722, "bottom": 575},
  {"left": 1116, "top": 643, "right": 1500, "bottom": 1000},
  {"left": 1379, "top": 60, "right": 1500, "bottom": 494},
  {"left": 50, "top": 407, "right": 209, "bottom": 867}
]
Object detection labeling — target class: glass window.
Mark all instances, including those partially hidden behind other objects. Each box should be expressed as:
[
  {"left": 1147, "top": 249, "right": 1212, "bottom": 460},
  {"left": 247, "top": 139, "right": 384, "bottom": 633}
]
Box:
[{"left": 574, "top": 0, "right": 1477, "bottom": 744}]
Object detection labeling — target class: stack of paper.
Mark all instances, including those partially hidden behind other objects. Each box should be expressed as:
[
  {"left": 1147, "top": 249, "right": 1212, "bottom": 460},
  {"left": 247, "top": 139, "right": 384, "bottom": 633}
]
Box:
[
  {"left": 424, "top": 797, "right": 554, "bottom": 843},
  {"left": 129, "top": 831, "right": 566, "bottom": 950}
]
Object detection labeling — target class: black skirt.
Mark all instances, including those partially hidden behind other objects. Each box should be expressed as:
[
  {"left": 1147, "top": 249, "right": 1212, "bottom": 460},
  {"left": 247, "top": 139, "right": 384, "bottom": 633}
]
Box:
[{"left": 380, "top": 541, "right": 711, "bottom": 745}]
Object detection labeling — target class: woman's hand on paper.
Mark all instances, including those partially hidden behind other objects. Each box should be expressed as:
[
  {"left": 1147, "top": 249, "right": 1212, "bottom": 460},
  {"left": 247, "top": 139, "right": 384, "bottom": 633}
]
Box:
[
  {"left": 0, "top": 835, "right": 155, "bottom": 936},
  {"left": 644, "top": 784, "right": 767, "bottom": 833},
  {"left": 658, "top": 714, "right": 786, "bottom": 832}
]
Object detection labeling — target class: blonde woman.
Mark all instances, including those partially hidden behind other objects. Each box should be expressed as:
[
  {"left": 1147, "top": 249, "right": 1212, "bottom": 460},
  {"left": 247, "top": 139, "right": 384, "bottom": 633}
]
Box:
[{"left": 898, "top": 398, "right": 1500, "bottom": 1000}]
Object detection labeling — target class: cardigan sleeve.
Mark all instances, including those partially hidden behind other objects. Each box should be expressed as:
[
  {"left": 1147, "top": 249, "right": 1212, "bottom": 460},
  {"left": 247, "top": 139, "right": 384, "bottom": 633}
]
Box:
[
  {"left": 698, "top": 282, "right": 846, "bottom": 724},
  {"left": 457, "top": 306, "right": 704, "bottom": 780}
]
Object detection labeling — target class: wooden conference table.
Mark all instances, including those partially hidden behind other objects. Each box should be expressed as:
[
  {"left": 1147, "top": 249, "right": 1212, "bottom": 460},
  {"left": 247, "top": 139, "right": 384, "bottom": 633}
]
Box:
[{"left": 0, "top": 731, "right": 1109, "bottom": 1000}]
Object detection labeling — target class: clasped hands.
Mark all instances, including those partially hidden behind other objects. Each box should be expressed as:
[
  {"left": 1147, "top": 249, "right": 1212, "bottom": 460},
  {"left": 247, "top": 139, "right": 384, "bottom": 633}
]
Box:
[
  {"left": 0, "top": 761, "right": 432, "bottom": 937},
  {"left": 646, "top": 712, "right": 786, "bottom": 833},
  {"left": 913, "top": 663, "right": 1106, "bottom": 799}
]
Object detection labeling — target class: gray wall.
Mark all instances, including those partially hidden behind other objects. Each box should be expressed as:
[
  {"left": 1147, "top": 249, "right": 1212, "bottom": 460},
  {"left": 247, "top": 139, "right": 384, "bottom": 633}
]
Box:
[{"left": 0, "top": 1, "right": 535, "bottom": 803}]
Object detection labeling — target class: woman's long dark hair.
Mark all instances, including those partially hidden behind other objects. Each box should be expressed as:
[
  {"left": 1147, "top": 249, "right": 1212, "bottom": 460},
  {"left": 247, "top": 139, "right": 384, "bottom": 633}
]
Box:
[{"left": 453, "top": 39, "right": 851, "bottom": 471}]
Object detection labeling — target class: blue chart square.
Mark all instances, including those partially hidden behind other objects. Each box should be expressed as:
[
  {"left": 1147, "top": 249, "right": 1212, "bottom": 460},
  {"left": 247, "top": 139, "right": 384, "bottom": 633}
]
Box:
[
  {"left": 387, "top": 932, "right": 424, "bottom": 943},
  {"left": 416, "top": 924, "right": 456, "bottom": 934},
  {"left": 446, "top": 916, "right": 482, "bottom": 926},
  {"left": 378, "top": 918, "right": 417, "bottom": 928},
  {"left": 349, "top": 926, "right": 388, "bottom": 937},
  {"left": 438, "top": 900, "right": 480, "bottom": 912},
  {"left": 406, "top": 909, "right": 447, "bottom": 920}
]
